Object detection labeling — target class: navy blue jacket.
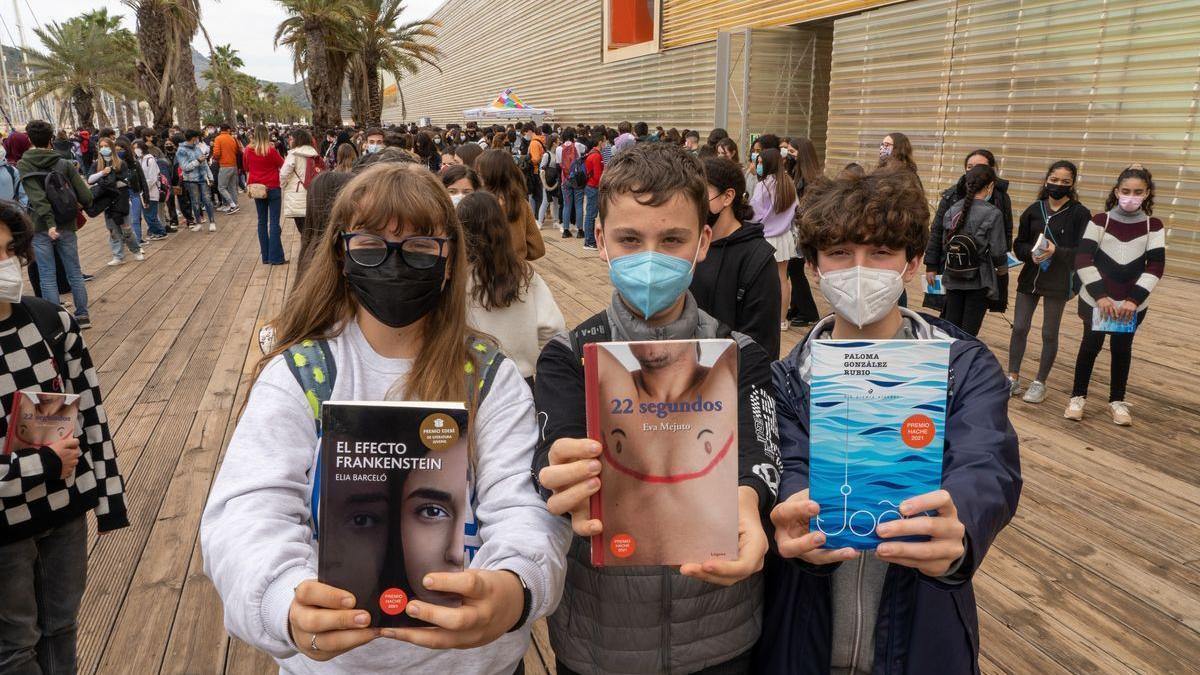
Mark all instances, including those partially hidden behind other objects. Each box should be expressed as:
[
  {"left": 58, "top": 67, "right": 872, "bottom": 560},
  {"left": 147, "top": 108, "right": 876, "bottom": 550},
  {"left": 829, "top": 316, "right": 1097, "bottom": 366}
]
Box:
[{"left": 754, "top": 313, "right": 1021, "bottom": 674}]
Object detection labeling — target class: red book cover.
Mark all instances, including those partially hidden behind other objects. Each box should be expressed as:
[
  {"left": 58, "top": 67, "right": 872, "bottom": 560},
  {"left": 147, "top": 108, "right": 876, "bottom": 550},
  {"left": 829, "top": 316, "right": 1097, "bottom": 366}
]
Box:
[
  {"left": 3, "top": 391, "right": 80, "bottom": 455},
  {"left": 585, "top": 339, "right": 738, "bottom": 567}
]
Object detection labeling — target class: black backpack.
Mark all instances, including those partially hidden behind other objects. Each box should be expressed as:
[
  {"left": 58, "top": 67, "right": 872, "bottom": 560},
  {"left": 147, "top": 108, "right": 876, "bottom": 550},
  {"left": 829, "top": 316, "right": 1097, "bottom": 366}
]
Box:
[
  {"left": 568, "top": 149, "right": 590, "bottom": 189},
  {"left": 22, "top": 160, "right": 79, "bottom": 227},
  {"left": 943, "top": 210, "right": 980, "bottom": 280}
]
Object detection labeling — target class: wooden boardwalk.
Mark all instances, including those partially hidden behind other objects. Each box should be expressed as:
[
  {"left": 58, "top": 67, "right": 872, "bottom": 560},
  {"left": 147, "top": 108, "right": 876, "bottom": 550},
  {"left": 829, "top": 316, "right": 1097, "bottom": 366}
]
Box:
[{"left": 66, "top": 207, "right": 1200, "bottom": 674}]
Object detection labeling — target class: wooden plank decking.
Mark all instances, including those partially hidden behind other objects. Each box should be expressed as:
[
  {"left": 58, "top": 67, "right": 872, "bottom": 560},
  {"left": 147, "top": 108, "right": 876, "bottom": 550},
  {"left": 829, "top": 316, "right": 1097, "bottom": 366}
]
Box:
[{"left": 65, "top": 208, "right": 1200, "bottom": 674}]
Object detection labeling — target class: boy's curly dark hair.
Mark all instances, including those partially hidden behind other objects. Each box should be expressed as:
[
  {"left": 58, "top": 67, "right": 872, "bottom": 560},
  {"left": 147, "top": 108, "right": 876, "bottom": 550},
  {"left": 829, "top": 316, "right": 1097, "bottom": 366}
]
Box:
[
  {"left": 0, "top": 200, "right": 33, "bottom": 264},
  {"left": 797, "top": 170, "right": 930, "bottom": 262}
]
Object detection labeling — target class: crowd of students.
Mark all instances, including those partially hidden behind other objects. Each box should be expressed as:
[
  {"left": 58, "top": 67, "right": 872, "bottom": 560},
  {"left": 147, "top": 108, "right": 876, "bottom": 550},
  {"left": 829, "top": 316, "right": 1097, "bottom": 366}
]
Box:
[{"left": 0, "top": 113, "right": 1166, "bottom": 675}]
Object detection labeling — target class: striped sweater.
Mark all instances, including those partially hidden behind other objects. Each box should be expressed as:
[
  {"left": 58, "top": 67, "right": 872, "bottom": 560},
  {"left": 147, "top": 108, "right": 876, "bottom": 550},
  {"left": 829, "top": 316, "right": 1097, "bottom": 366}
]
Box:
[{"left": 1075, "top": 208, "right": 1166, "bottom": 311}]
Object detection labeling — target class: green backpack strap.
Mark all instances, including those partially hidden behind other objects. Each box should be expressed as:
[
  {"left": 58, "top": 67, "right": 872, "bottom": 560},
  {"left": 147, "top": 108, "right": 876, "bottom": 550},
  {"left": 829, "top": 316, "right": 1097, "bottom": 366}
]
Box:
[
  {"left": 282, "top": 338, "right": 336, "bottom": 539},
  {"left": 464, "top": 338, "right": 506, "bottom": 407}
]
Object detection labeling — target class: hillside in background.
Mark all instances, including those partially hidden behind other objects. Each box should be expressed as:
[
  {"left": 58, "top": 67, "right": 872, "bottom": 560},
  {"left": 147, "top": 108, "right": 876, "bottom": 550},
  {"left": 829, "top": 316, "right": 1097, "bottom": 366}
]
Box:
[{"left": 191, "top": 49, "right": 309, "bottom": 107}]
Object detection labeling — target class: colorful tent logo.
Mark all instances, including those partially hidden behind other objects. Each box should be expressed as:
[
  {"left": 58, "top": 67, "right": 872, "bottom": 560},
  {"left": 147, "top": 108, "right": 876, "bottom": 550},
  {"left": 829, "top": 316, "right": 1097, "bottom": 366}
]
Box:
[{"left": 490, "top": 89, "right": 529, "bottom": 109}]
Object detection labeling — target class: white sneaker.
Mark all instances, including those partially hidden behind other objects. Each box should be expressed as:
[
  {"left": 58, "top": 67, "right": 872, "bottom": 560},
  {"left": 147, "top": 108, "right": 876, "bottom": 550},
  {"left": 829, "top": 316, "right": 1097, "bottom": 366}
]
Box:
[
  {"left": 208, "top": 222, "right": 217, "bottom": 232},
  {"left": 217, "top": 205, "right": 230, "bottom": 212},
  {"left": 1023, "top": 381, "right": 1047, "bottom": 404},
  {"left": 780, "top": 321, "right": 790, "bottom": 332},
  {"left": 1109, "top": 401, "right": 1132, "bottom": 426},
  {"left": 135, "top": 251, "right": 145, "bottom": 261},
  {"left": 227, "top": 205, "right": 240, "bottom": 214},
  {"left": 106, "top": 257, "right": 123, "bottom": 266},
  {"left": 1064, "top": 396, "right": 1086, "bottom": 420},
  {"left": 189, "top": 224, "right": 201, "bottom": 232},
  {"left": 1006, "top": 375, "right": 1023, "bottom": 397}
]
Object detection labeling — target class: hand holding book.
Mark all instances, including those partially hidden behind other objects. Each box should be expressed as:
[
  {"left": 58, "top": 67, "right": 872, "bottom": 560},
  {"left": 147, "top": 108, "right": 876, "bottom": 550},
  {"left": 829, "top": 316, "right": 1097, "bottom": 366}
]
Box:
[
  {"left": 288, "top": 580, "right": 379, "bottom": 661},
  {"left": 873, "top": 489, "right": 966, "bottom": 578},
  {"left": 539, "top": 438, "right": 604, "bottom": 537},
  {"left": 678, "top": 486, "right": 768, "bottom": 586},
  {"left": 771, "top": 490, "right": 860, "bottom": 565},
  {"left": 381, "top": 569, "right": 524, "bottom": 648},
  {"left": 48, "top": 437, "right": 81, "bottom": 479}
]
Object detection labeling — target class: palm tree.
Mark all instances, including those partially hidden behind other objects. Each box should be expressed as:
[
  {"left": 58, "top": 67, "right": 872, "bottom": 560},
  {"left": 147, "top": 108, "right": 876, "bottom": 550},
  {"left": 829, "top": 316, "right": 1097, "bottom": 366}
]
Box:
[
  {"left": 124, "top": 0, "right": 208, "bottom": 130},
  {"left": 202, "top": 44, "right": 245, "bottom": 125},
  {"left": 275, "top": 0, "right": 358, "bottom": 130},
  {"left": 345, "top": 0, "right": 440, "bottom": 127},
  {"left": 22, "top": 9, "right": 141, "bottom": 127}
]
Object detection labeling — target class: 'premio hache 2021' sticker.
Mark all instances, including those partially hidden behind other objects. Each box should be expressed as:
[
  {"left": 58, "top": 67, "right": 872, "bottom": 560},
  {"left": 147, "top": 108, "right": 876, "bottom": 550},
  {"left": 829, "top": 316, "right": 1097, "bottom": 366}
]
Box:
[
  {"left": 609, "top": 533, "right": 636, "bottom": 558},
  {"left": 379, "top": 587, "right": 408, "bottom": 615}
]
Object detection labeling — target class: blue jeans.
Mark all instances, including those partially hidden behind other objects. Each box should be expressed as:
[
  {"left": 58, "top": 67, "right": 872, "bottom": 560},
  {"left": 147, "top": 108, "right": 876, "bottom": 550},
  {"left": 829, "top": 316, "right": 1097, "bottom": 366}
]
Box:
[
  {"left": 31, "top": 230, "right": 88, "bottom": 317},
  {"left": 143, "top": 200, "right": 165, "bottom": 236},
  {"left": 127, "top": 189, "right": 144, "bottom": 246},
  {"left": 255, "top": 188, "right": 285, "bottom": 264},
  {"left": 561, "top": 183, "right": 584, "bottom": 231},
  {"left": 184, "top": 181, "right": 217, "bottom": 224},
  {"left": 583, "top": 186, "right": 599, "bottom": 246},
  {"left": 0, "top": 515, "right": 87, "bottom": 675},
  {"left": 105, "top": 213, "right": 140, "bottom": 260}
]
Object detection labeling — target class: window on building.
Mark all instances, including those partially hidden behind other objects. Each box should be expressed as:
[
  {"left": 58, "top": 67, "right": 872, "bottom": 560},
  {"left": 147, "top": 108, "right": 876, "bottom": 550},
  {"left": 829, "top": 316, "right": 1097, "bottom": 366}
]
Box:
[{"left": 603, "top": 0, "right": 660, "bottom": 62}]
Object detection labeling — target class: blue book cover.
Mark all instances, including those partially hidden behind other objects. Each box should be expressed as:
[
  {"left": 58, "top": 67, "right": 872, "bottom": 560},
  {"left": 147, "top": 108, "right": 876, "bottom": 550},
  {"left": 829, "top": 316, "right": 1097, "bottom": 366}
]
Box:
[
  {"left": 1091, "top": 307, "right": 1137, "bottom": 333},
  {"left": 808, "top": 340, "right": 951, "bottom": 549}
]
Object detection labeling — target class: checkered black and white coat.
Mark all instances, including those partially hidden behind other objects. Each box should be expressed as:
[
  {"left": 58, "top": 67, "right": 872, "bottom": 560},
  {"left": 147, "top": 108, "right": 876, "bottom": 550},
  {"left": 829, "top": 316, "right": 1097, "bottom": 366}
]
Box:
[{"left": 0, "top": 303, "right": 128, "bottom": 543}]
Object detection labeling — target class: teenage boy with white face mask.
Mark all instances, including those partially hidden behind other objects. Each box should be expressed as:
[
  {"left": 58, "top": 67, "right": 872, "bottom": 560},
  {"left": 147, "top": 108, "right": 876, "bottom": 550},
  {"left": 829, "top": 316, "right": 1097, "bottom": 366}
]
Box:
[
  {"left": 532, "top": 142, "right": 781, "bottom": 674},
  {"left": 756, "top": 170, "right": 1021, "bottom": 675}
]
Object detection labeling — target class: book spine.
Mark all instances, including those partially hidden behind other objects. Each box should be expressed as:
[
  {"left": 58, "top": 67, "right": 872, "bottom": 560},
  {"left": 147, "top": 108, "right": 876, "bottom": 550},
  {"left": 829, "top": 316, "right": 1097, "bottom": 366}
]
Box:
[
  {"left": 2, "top": 390, "right": 26, "bottom": 455},
  {"left": 583, "top": 343, "right": 604, "bottom": 567}
]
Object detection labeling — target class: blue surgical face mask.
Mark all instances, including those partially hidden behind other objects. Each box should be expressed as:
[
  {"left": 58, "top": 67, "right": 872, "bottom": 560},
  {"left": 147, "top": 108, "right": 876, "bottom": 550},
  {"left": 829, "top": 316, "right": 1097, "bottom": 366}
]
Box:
[
  {"left": 366, "top": 143, "right": 382, "bottom": 154},
  {"left": 755, "top": 163, "right": 764, "bottom": 177},
  {"left": 99, "top": 147, "right": 112, "bottom": 157},
  {"left": 605, "top": 244, "right": 700, "bottom": 319}
]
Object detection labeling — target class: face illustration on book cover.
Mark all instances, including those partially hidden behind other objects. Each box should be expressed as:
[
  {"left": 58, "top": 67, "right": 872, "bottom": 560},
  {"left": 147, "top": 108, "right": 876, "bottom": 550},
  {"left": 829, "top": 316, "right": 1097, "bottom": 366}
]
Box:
[
  {"left": 3, "top": 390, "right": 80, "bottom": 455},
  {"left": 319, "top": 404, "right": 468, "bottom": 627},
  {"left": 588, "top": 339, "right": 738, "bottom": 566}
]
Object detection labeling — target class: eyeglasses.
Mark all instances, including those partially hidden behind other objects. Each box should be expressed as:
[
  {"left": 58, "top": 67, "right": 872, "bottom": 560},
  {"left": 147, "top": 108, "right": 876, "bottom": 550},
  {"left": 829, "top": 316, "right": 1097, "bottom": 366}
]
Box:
[{"left": 341, "top": 233, "right": 451, "bottom": 269}]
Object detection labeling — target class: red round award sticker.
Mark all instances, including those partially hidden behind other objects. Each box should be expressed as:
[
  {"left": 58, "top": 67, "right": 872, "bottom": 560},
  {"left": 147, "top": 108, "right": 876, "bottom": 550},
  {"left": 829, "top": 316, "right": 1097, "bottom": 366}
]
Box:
[
  {"left": 901, "top": 414, "right": 935, "bottom": 448},
  {"left": 610, "top": 533, "right": 636, "bottom": 558},
  {"left": 379, "top": 587, "right": 408, "bottom": 615}
]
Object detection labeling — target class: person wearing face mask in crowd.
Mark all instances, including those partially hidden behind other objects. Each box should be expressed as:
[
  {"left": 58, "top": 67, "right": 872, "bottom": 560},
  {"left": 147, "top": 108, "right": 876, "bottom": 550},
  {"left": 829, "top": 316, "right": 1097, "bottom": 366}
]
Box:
[
  {"left": 0, "top": 201, "right": 130, "bottom": 675},
  {"left": 1006, "top": 160, "right": 1090, "bottom": 404},
  {"left": 87, "top": 138, "right": 145, "bottom": 267},
  {"left": 362, "top": 128, "right": 386, "bottom": 156},
  {"left": 533, "top": 142, "right": 780, "bottom": 675},
  {"left": 928, "top": 150, "right": 1014, "bottom": 314},
  {"left": 924, "top": 164, "right": 1008, "bottom": 336},
  {"left": 476, "top": 149, "right": 545, "bottom": 261},
  {"left": 133, "top": 140, "right": 169, "bottom": 241},
  {"left": 745, "top": 138, "right": 762, "bottom": 197},
  {"left": 1065, "top": 165, "right": 1164, "bottom": 426},
  {"left": 201, "top": 162, "right": 572, "bottom": 674},
  {"left": 440, "top": 164, "right": 480, "bottom": 207},
  {"left": 750, "top": 148, "right": 801, "bottom": 333},
  {"left": 177, "top": 129, "right": 219, "bottom": 232},
  {"left": 759, "top": 169, "right": 1020, "bottom": 675},
  {"left": 783, "top": 137, "right": 822, "bottom": 328},
  {"left": 457, "top": 191, "right": 564, "bottom": 387},
  {"left": 691, "top": 157, "right": 781, "bottom": 359}
]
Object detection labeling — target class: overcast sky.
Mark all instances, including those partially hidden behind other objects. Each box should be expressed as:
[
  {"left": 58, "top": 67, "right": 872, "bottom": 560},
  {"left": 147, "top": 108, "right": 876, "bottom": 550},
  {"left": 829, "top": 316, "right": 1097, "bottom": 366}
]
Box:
[{"left": 0, "top": 0, "right": 445, "bottom": 84}]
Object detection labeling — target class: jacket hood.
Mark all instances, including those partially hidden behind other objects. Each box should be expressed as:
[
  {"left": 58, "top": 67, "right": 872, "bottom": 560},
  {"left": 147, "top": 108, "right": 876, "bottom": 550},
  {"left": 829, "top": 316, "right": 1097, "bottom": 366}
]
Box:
[
  {"left": 16, "top": 147, "right": 66, "bottom": 170},
  {"left": 289, "top": 145, "right": 319, "bottom": 157},
  {"left": 786, "top": 308, "right": 966, "bottom": 384},
  {"left": 708, "top": 221, "right": 766, "bottom": 248}
]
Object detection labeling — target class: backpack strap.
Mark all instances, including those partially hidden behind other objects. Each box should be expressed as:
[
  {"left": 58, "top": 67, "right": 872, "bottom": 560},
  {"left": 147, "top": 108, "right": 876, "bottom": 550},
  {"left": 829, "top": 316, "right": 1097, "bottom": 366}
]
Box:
[
  {"left": 20, "top": 296, "right": 68, "bottom": 392},
  {"left": 567, "top": 312, "right": 611, "bottom": 363},
  {"left": 465, "top": 337, "right": 507, "bottom": 407},
  {"left": 1, "top": 165, "right": 16, "bottom": 200},
  {"left": 282, "top": 338, "right": 337, "bottom": 539}
]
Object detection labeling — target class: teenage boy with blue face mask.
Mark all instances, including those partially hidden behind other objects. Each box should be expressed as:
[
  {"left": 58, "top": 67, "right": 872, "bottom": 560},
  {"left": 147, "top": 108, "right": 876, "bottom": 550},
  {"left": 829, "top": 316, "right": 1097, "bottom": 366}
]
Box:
[
  {"left": 755, "top": 170, "right": 1021, "bottom": 674},
  {"left": 532, "top": 142, "right": 782, "bottom": 674}
]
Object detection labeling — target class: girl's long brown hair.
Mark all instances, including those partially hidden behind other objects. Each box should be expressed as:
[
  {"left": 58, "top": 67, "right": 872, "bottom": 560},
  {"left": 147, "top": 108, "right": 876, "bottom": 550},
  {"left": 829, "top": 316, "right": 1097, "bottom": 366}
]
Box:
[
  {"left": 95, "top": 137, "right": 124, "bottom": 172},
  {"left": 760, "top": 148, "right": 798, "bottom": 215},
  {"left": 475, "top": 148, "right": 528, "bottom": 225},
  {"left": 458, "top": 190, "right": 530, "bottom": 310},
  {"left": 880, "top": 131, "right": 917, "bottom": 174},
  {"left": 249, "top": 162, "right": 485, "bottom": 409}
]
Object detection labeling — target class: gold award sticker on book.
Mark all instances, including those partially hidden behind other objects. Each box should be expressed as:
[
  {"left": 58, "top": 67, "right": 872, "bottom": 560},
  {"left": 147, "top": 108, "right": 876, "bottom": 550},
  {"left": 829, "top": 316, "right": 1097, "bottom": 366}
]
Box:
[{"left": 419, "top": 413, "right": 460, "bottom": 450}]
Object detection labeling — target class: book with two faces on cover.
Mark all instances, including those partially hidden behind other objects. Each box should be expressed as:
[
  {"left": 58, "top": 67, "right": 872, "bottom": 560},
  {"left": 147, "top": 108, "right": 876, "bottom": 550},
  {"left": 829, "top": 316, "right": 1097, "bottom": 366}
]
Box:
[
  {"left": 3, "top": 390, "right": 80, "bottom": 455},
  {"left": 808, "top": 340, "right": 951, "bottom": 550},
  {"left": 318, "top": 401, "right": 469, "bottom": 627},
  {"left": 584, "top": 339, "right": 738, "bottom": 567}
]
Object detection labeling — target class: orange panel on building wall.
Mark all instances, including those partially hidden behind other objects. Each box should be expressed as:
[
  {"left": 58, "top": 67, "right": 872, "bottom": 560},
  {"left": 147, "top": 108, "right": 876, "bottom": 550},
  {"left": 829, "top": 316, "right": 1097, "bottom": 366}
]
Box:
[{"left": 610, "top": 0, "right": 655, "bottom": 46}]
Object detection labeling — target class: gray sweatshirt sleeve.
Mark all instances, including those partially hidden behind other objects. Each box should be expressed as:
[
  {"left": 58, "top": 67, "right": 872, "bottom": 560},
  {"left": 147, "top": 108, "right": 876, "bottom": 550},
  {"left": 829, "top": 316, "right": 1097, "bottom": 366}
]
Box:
[
  {"left": 469, "top": 358, "right": 573, "bottom": 622},
  {"left": 986, "top": 208, "right": 1008, "bottom": 266},
  {"left": 200, "top": 357, "right": 320, "bottom": 659}
]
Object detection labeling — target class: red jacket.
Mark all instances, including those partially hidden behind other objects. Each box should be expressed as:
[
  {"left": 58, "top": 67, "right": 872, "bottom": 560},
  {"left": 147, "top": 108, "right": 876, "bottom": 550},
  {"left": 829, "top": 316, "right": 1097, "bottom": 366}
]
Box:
[
  {"left": 585, "top": 148, "right": 604, "bottom": 188},
  {"left": 243, "top": 146, "right": 285, "bottom": 189}
]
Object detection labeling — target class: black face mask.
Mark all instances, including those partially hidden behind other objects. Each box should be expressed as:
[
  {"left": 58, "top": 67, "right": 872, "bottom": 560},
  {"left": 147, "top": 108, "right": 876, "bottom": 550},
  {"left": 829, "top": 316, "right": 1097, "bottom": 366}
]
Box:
[
  {"left": 705, "top": 209, "right": 721, "bottom": 227},
  {"left": 1045, "top": 183, "right": 1071, "bottom": 200},
  {"left": 344, "top": 254, "right": 446, "bottom": 328}
]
